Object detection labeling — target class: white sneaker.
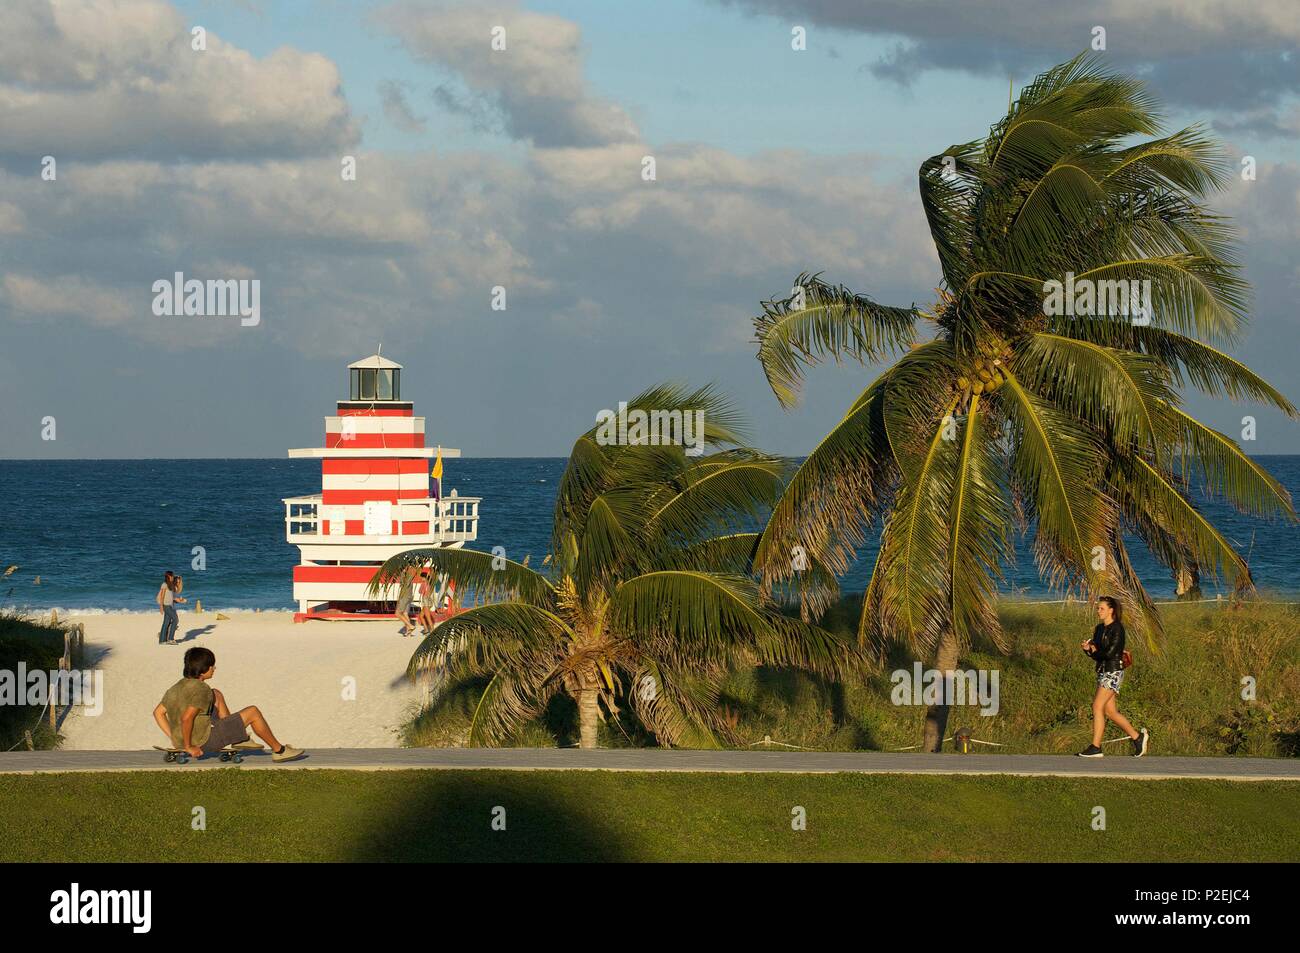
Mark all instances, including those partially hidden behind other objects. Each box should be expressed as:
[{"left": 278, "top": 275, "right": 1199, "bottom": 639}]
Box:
[{"left": 271, "top": 744, "right": 306, "bottom": 763}]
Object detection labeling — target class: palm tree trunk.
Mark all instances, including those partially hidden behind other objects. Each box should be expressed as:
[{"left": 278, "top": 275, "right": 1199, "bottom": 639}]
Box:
[
  {"left": 922, "top": 628, "right": 959, "bottom": 753},
  {"left": 577, "top": 687, "right": 600, "bottom": 749}
]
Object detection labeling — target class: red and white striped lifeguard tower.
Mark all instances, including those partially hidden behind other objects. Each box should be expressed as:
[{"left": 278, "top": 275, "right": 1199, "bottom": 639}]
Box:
[{"left": 282, "top": 352, "right": 480, "bottom": 622}]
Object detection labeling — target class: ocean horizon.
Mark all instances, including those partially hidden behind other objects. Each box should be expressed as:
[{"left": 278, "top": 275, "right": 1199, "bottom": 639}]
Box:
[{"left": 2, "top": 455, "right": 1298, "bottom": 613}]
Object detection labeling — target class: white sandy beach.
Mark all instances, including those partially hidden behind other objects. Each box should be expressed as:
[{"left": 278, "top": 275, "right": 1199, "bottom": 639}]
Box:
[{"left": 59, "top": 611, "right": 423, "bottom": 750}]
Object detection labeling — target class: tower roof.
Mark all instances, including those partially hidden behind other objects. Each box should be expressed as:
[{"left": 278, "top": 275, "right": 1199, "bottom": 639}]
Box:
[{"left": 348, "top": 354, "right": 402, "bottom": 370}]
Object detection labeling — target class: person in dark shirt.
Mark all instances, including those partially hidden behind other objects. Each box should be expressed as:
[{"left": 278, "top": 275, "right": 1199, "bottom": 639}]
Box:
[{"left": 1077, "top": 596, "right": 1148, "bottom": 757}]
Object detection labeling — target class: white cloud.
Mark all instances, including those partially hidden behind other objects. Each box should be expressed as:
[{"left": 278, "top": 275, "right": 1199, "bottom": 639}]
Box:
[
  {"left": 0, "top": 0, "right": 357, "bottom": 160},
  {"left": 4, "top": 273, "right": 136, "bottom": 327},
  {"left": 376, "top": 0, "right": 639, "bottom": 147}
]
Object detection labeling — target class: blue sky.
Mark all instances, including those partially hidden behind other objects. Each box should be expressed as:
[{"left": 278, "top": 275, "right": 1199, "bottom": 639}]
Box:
[
  {"left": 177, "top": 0, "right": 1006, "bottom": 162},
  {"left": 2, "top": 0, "right": 1299, "bottom": 458}
]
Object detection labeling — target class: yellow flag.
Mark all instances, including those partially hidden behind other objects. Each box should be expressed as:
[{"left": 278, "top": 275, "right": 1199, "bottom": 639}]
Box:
[{"left": 431, "top": 447, "right": 443, "bottom": 480}]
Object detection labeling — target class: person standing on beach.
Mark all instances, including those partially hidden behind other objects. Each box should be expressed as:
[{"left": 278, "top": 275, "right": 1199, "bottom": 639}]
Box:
[
  {"left": 1077, "top": 596, "right": 1149, "bottom": 758},
  {"left": 395, "top": 566, "right": 416, "bottom": 637},
  {"left": 417, "top": 567, "right": 438, "bottom": 635},
  {"left": 156, "top": 571, "right": 183, "bottom": 645}
]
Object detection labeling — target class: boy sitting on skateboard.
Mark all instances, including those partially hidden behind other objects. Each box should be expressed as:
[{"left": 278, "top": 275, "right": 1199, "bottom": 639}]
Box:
[{"left": 153, "top": 647, "right": 305, "bottom": 763}]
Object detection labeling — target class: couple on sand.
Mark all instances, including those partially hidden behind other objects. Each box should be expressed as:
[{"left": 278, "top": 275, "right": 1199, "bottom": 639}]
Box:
[
  {"left": 393, "top": 565, "right": 450, "bottom": 638},
  {"left": 156, "top": 570, "right": 187, "bottom": 645}
]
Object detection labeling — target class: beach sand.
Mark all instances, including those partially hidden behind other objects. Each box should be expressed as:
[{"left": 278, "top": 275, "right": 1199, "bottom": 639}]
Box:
[{"left": 59, "top": 611, "right": 422, "bottom": 750}]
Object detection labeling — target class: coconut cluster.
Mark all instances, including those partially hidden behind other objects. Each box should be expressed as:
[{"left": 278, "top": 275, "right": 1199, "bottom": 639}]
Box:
[{"left": 956, "top": 357, "right": 1006, "bottom": 396}]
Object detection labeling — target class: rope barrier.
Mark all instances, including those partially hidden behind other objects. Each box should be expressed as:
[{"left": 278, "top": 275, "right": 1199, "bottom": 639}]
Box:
[
  {"left": 1006, "top": 597, "right": 1300, "bottom": 606},
  {"left": 748, "top": 735, "right": 818, "bottom": 750},
  {"left": 5, "top": 700, "right": 51, "bottom": 751}
]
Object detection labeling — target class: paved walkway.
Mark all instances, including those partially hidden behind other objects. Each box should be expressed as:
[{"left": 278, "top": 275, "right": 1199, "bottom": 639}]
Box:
[{"left": 1, "top": 748, "right": 1297, "bottom": 780}]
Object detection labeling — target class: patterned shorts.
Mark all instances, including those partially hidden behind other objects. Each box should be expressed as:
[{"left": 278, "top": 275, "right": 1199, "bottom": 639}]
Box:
[{"left": 1097, "top": 669, "right": 1125, "bottom": 693}]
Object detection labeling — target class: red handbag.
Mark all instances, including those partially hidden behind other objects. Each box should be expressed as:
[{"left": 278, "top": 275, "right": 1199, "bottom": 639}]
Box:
[{"left": 1121, "top": 650, "right": 1133, "bottom": 670}]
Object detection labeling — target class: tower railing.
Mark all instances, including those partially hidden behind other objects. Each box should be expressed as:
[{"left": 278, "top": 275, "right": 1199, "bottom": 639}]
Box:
[{"left": 283, "top": 494, "right": 480, "bottom": 544}]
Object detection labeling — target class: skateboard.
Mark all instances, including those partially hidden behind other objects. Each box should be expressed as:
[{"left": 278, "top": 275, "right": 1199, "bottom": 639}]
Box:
[{"left": 153, "top": 741, "right": 264, "bottom": 764}]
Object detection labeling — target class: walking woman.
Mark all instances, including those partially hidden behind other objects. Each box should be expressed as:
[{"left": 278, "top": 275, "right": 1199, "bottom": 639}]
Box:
[{"left": 1078, "top": 596, "right": 1149, "bottom": 757}]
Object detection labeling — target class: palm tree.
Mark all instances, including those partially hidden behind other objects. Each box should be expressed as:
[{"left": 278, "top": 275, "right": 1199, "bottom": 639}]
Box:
[
  {"left": 370, "top": 384, "right": 851, "bottom": 748},
  {"left": 750, "top": 54, "right": 1297, "bottom": 751}
]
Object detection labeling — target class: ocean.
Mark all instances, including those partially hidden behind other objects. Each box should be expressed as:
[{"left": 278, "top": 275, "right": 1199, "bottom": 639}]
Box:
[{"left": 1, "top": 456, "right": 1297, "bottom": 612}]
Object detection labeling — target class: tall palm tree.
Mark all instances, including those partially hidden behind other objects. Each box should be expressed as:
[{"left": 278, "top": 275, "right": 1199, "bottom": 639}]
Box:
[
  {"left": 371, "top": 384, "right": 851, "bottom": 748},
  {"left": 750, "top": 54, "right": 1297, "bottom": 751}
]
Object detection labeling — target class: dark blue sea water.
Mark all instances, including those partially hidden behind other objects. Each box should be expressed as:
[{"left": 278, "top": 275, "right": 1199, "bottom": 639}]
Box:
[{"left": 1, "top": 457, "right": 1297, "bottom": 611}]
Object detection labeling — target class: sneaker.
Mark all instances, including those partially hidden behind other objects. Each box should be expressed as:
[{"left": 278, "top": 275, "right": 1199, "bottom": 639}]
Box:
[
  {"left": 271, "top": 744, "right": 306, "bottom": 763},
  {"left": 1076, "top": 745, "right": 1104, "bottom": 758},
  {"left": 1131, "top": 728, "right": 1149, "bottom": 758}
]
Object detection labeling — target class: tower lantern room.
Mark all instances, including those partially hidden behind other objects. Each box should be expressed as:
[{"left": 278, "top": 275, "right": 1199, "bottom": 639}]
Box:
[{"left": 348, "top": 354, "right": 401, "bottom": 402}]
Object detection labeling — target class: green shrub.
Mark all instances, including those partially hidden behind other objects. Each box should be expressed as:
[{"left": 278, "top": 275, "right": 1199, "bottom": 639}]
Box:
[{"left": 0, "top": 611, "right": 67, "bottom": 751}]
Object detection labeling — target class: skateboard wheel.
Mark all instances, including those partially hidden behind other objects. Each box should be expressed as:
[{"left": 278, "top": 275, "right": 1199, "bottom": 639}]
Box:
[
  {"left": 220, "top": 752, "right": 231, "bottom": 762},
  {"left": 232, "top": 755, "right": 243, "bottom": 764},
  {"left": 164, "top": 752, "right": 175, "bottom": 763}
]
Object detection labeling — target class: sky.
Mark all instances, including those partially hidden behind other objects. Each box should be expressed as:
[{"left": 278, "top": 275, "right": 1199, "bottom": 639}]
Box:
[{"left": 1, "top": 0, "right": 1298, "bottom": 458}]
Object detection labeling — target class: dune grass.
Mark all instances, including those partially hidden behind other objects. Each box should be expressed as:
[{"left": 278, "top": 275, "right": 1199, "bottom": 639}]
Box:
[
  {"left": 0, "top": 612, "right": 67, "bottom": 751},
  {"left": 405, "top": 598, "right": 1300, "bottom": 756},
  {"left": 0, "top": 768, "right": 1294, "bottom": 862}
]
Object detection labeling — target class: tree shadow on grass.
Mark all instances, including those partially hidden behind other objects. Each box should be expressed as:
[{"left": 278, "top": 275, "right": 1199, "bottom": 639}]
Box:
[{"left": 340, "top": 771, "right": 630, "bottom": 862}]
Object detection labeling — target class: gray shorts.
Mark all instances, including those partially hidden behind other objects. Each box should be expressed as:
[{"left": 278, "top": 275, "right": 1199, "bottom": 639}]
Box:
[{"left": 202, "top": 712, "right": 250, "bottom": 753}]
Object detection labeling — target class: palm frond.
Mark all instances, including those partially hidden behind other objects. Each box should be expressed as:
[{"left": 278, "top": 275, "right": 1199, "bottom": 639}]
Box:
[
  {"left": 1057, "top": 321, "right": 1297, "bottom": 415},
  {"left": 1000, "top": 369, "right": 1115, "bottom": 594},
  {"left": 643, "top": 455, "right": 783, "bottom": 544},
  {"left": 370, "top": 546, "right": 555, "bottom": 607},
  {"left": 948, "top": 395, "right": 1012, "bottom": 650},
  {"left": 628, "top": 659, "right": 725, "bottom": 749},
  {"left": 1120, "top": 456, "right": 1252, "bottom": 590},
  {"left": 753, "top": 368, "right": 897, "bottom": 605},
  {"left": 873, "top": 397, "right": 960, "bottom": 656},
  {"left": 1159, "top": 403, "right": 1296, "bottom": 519},
  {"left": 609, "top": 570, "right": 774, "bottom": 662},
  {"left": 467, "top": 670, "right": 564, "bottom": 747},
  {"left": 406, "top": 602, "right": 572, "bottom": 681},
  {"left": 754, "top": 272, "right": 917, "bottom": 407},
  {"left": 1014, "top": 333, "right": 1174, "bottom": 452},
  {"left": 918, "top": 140, "right": 982, "bottom": 286}
]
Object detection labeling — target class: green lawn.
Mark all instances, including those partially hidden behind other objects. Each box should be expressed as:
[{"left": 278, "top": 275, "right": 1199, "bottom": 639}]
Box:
[{"left": 2, "top": 769, "right": 1296, "bottom": 862}]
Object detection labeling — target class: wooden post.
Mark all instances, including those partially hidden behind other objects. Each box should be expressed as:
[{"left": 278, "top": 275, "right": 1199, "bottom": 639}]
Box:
[{"left": 23, "top": 730, "right": 33, "bottom": 751}]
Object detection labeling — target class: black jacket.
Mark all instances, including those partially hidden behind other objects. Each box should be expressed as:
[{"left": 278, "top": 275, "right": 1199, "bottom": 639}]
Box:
[{"left": 1088, "top": 622, "right": 1126, "bottom": 673}]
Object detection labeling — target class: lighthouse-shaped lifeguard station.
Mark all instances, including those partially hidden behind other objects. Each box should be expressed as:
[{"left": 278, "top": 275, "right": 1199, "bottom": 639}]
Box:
[{"left": 282, "top": 353, "right": 480, "bottom": 621}]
